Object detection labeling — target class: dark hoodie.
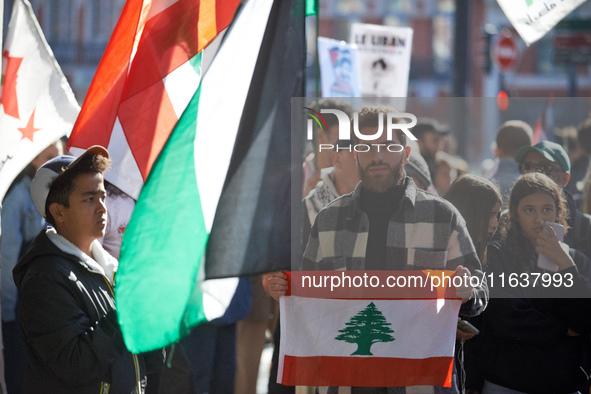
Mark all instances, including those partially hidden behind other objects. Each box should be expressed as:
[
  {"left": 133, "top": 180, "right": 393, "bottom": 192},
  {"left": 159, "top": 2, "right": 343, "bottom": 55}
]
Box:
[
  {"left": 480, "top": 240, "right": 591, "bottom": 393},
  {"left": 13, "top": 229, "right": 146, "bottom": 394}
]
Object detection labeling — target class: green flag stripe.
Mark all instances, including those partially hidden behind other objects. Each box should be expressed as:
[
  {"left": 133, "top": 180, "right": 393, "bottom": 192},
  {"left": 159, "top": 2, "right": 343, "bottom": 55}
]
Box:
[{"left": 116, "top": 54, "right": 209, "bottom": 353}]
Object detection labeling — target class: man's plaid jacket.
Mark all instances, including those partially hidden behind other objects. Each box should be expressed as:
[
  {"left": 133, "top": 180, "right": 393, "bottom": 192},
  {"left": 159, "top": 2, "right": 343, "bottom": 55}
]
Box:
[{"left": 301, "top": 177, "right": 488, "bottom": 317}]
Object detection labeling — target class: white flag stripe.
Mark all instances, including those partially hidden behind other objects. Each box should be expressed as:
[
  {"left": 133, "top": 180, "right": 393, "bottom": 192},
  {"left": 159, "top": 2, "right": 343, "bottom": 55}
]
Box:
[
  {"left": 106, "top": 118, "right": 144, "bottom": 198},
  {"left": 199, "top": 259, "right": 239, "bottom": 321},
  {"left": 0, "top": 0, "right": 79, "bottom": 202},
  {"left": 146, "top": 0, "right": 179, "bottom": 20},
  {"left": 70, "top": 118, "right": 144, "bottom": 200},
  {"left": 105, "top": 118, "right": 144, "bottom": 199},
  {"left": 194, "top": 0, "right": 273, "bottom": 232},
  {"left": 280, "top": 297, "right": 461, "bottom": 359},
  {"left": 162, "top": 59, "right": 201, "bottom": 119}
]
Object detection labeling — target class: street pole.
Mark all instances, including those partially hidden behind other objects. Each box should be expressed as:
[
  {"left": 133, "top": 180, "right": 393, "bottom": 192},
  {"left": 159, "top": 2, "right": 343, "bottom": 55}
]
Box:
[
  {"left": 452, "top": 0, "right": 470, "bottom": 157},
  {"left": 567, "top": 63, "right": 577, "bottom": 97}
]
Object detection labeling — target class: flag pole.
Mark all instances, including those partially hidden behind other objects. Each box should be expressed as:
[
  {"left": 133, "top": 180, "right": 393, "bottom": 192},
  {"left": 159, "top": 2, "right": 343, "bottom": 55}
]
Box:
[
  {"left": 313, "top": 0, "right": 319, "bottom": 168},
  {"left": 0, "top": 0, "right": 4, "bottom": 66},
  {"left": 314, "top": 0, "right": 319, "bottom": 102},
  {"left": 0, "top": 0, "right": 4, "bottom": 107},
  {"left": 0, "top": 0, "right": 9, "bottom": 390}
]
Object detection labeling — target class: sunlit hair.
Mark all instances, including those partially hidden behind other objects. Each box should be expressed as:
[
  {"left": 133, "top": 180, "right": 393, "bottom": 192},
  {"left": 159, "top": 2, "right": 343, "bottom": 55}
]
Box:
[
  {"left": 496, "top": 120, "right": 533, "bottom": 156},
  {"left": 443, "top": 174, "right": 502, "bottom": 266},
  {"left": 353, "top": 106, "right": 407, "bottom": 148},
  {"left": 502, "top": 172, "right": 569, "bottom": 272}
]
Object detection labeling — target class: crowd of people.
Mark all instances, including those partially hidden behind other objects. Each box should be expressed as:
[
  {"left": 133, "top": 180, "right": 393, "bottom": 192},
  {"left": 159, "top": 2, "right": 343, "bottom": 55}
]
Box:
[
  {"left": 1, "top": 100, "right": 591, "bottom": 393},
  {"left": 1, "top": 140, "right": 277, "bottom": 394},
  {"left": 265, "top": 100, "right": 591, "bottom": 394}
]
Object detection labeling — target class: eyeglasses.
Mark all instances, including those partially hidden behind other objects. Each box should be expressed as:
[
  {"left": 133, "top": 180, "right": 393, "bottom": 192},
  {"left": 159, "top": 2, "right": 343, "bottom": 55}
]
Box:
[{"left": 519, "top": 162, "right": 564, "bottom": 176}]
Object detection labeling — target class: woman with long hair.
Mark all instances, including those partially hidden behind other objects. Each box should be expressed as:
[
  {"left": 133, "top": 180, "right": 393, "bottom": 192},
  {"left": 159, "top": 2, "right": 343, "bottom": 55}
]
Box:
[
  {"left": 481, "top": 172, "right": 591, "bottom": 393},
  {"left": 444, "top": 174, "right": 502, "bottom": 393},
  {"left": 444, "top": 174, "right": 502, "bottom": 266}
]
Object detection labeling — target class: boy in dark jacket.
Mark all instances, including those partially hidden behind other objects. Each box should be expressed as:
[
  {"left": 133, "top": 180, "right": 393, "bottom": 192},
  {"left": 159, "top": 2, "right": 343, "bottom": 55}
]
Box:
[{"left": 13, "top": 146, "right": 148, "bottom": 393}]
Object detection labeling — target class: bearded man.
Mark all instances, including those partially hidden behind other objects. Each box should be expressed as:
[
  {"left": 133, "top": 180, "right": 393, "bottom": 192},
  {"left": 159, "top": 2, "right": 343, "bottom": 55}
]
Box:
[{"left": 267, "top": 106, "right": 488, "bottom": 393}]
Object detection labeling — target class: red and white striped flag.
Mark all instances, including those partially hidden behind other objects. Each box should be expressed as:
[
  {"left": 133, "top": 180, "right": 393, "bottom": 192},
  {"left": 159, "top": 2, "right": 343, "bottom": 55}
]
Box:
[{"left": 278, "top": 271, "right": 462, "bottom": 388}]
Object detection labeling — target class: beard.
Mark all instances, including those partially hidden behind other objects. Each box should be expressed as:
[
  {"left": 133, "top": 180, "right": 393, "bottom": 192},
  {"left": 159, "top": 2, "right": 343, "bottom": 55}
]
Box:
[{"left": 359, "top": 159, "right": 405, "bottom": 193}]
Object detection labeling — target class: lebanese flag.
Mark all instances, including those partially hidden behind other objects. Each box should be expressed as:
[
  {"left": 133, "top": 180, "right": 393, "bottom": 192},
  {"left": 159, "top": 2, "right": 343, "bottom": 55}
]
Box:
[
  {"left": 66, "top": 0, "right": 240, "bottom": 199},
  {"left": 0, "top": 0, "right": 79, "bottom": 202},
  {"left": 278, "top": 271, "right": 462, "bottom": 388}
]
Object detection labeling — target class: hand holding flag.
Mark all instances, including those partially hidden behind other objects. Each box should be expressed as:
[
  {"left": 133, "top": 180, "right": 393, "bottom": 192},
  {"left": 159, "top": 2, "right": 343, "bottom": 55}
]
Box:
[{"left": 453, "top": 265, "right": 473, "bottom": 303}]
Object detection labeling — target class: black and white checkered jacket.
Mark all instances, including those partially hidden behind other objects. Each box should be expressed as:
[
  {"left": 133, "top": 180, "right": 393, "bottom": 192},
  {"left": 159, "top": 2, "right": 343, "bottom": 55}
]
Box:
[{"left": 301, "top": 177, "right": 488, "bottom": 318}]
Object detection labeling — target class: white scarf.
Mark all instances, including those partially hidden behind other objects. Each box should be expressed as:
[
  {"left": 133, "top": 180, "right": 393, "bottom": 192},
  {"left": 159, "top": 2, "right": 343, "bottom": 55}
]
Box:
[{"left": 46, "top": 227, "right": 118, "bottom": 285}]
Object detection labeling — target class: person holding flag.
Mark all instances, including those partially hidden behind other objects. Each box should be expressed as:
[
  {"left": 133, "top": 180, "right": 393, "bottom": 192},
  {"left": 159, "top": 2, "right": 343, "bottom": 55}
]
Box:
[{"left": 267, "top": 106, "right": 488, "bottom": 391}]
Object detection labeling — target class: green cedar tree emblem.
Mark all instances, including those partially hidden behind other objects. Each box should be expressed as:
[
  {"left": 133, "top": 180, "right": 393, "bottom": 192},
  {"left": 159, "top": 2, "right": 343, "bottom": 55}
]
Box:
[{"left": 335, "top": 302, "right": 395, "bottom": 355}]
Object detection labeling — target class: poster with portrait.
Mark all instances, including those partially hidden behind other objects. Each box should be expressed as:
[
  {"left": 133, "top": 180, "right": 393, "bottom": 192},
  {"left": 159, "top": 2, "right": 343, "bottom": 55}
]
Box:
[
  {"left": 317, "top": 37, "right": 361, "bottom": 98},
  {"left": 350, "top": 23, "right": 413, "bottom": 98}
]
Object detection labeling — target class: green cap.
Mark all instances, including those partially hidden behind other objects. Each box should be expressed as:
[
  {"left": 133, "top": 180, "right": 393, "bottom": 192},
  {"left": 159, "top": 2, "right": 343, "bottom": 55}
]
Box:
[{"left": 514, "top": 140, "right": 571, "bottom": 173}]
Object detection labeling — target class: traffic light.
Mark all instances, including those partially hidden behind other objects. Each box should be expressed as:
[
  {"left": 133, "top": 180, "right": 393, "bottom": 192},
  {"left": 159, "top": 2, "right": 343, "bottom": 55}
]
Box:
[{"left": 497, "top": 90, "right": 509, "bottom": 111}]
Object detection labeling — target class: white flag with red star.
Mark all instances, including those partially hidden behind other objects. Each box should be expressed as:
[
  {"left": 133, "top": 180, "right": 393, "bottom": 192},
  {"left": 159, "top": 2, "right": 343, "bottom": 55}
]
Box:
[{"left": 0, "top": 0, "right": 79, "bottom": 203}]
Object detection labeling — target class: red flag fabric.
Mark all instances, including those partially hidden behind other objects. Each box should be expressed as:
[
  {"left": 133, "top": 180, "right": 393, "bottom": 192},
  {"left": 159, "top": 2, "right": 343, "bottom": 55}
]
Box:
[{"left": 67, "top": 0, "right": 239, "bottom": 198}]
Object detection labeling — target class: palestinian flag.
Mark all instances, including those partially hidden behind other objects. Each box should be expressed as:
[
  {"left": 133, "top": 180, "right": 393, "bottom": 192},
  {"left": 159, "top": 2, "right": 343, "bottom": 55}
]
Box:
[
  {"left": 204, "top": 0, "right": 305, "bottom": 278},
  {"left": 278, "top": 271, "right": 462, "bottom": 388},
  {"left": 116, "top": 0, "right": 304, "bottom": 353}
]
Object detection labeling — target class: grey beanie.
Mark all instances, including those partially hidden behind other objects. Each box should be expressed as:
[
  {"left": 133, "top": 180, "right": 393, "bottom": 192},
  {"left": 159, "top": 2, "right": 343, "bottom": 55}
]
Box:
[{"left": 406, "top": 152, "right": 432, "bottom": 188}]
